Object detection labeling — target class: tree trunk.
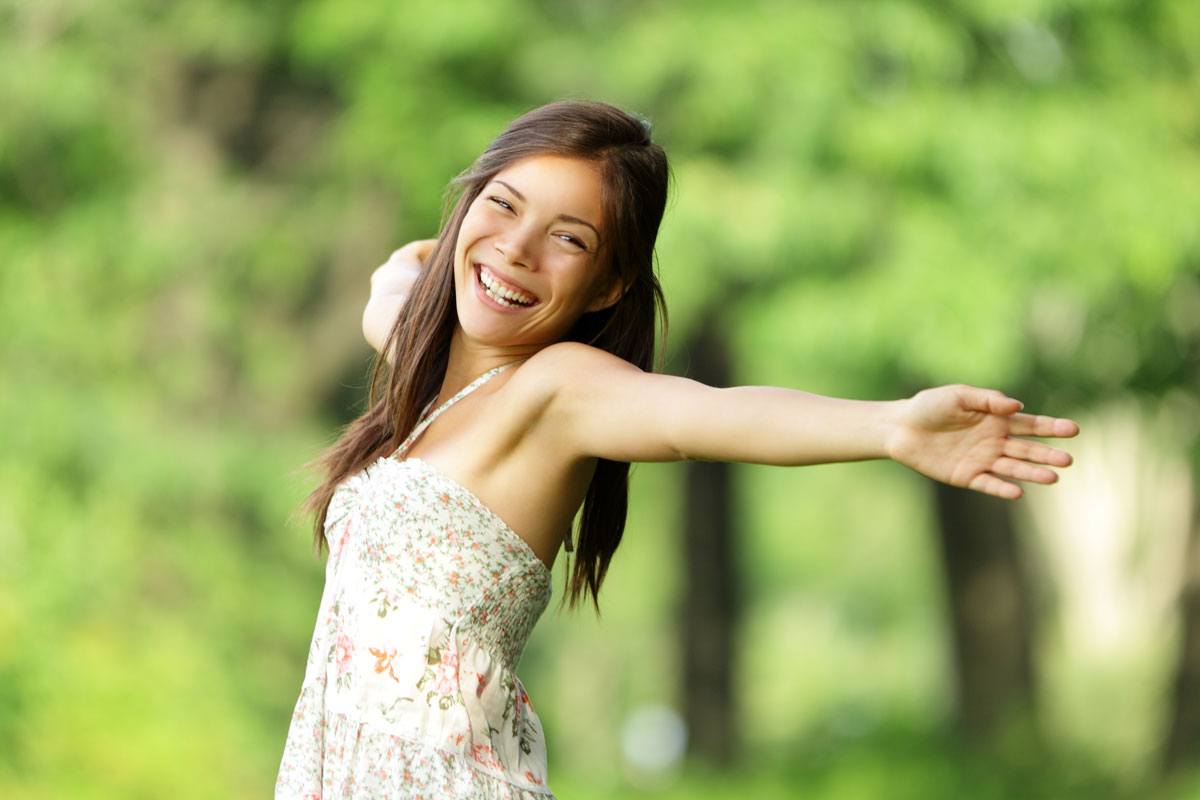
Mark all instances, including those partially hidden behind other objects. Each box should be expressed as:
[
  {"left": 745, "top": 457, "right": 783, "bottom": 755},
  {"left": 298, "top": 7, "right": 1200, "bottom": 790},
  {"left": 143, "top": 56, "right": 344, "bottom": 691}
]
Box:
[
  {"left": 680, "top": 315, "right": 739, "bottom": 765},
  {"left": 1163, "top": 464, "right": 1200, "bottom": 773},
  {"left": 931, "top": 481, "right": 1039, "bottom": 741}
]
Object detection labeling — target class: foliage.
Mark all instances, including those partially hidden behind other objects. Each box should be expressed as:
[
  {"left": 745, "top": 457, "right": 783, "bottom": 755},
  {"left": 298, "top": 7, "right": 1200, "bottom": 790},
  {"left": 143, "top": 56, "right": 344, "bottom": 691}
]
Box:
[{"left": 2, "top": 0, "right": 1196, "bottom": 795}]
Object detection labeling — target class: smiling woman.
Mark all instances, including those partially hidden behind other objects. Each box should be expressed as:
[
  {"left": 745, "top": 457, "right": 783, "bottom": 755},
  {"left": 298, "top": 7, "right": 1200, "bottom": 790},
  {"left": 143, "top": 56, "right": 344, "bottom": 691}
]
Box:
[
  {"left": 275, "top": 100, "right": 1080, "bottom": 799},
  {"left": 276, "top": 100, "right": 673, "bottom": 800}
]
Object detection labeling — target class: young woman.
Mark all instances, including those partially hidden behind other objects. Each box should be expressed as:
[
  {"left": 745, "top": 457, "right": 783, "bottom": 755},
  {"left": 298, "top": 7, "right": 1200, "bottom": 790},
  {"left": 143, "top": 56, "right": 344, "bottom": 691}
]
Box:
[{"left": 275, "top": 100, "right": 1079, "bottom": 798}]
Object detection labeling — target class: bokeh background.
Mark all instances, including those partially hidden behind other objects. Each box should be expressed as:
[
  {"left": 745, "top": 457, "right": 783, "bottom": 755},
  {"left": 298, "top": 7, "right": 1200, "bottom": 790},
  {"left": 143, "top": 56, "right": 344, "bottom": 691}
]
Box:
[{"left": 4, "top": 0, "right": 1200, "bottom": 797}]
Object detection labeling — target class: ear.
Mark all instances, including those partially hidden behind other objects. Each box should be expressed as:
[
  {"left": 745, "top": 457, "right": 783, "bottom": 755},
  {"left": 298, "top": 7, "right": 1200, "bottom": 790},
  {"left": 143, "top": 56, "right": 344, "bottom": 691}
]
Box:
[{"left": 584, "top": 271, "right": 628, "bottom": 313}]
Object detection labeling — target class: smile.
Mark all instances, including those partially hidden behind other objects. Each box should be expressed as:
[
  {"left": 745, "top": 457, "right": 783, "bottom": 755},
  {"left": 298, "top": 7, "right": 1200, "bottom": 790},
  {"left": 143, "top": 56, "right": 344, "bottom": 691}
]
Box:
[{"left": 474, "top": 263, "right": 540, "bottom": 309}]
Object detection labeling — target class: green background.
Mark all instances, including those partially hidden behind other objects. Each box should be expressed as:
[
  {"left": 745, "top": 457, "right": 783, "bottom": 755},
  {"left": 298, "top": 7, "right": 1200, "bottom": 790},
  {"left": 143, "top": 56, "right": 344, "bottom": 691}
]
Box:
[{"left": 3, "top": 0, "right": 1198, "bottom": 796}]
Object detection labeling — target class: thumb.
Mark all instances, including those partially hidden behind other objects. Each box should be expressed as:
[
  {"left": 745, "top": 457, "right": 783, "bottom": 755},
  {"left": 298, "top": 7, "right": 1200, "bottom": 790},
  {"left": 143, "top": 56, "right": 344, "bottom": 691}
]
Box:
[{"left": 961, "top": 385, "right": 1023, "bottom": 415}]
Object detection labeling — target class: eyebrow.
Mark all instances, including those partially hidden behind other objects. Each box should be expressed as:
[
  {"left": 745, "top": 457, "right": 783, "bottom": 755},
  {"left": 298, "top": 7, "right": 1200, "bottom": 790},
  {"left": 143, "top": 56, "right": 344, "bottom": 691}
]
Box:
[{"left": 493, "top": 179, "right": 601, "bottom": 240}]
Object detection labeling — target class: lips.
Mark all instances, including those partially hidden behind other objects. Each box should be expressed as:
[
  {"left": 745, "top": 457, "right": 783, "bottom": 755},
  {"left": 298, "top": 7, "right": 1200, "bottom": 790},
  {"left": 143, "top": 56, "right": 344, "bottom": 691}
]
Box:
[
  {"left": 472, "top": 261, "right": 540, "bottom": 309},
  {"left": 472, "top": 262, "right": 540, "bottom": 299}
]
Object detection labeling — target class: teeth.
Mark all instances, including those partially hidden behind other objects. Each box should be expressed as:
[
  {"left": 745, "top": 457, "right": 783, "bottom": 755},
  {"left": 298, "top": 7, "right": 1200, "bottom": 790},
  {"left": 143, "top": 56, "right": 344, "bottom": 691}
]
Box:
[
  {"left": 484, "top": 271, "right": 530, "bottom": 303},
  {"left": 487, "top": 286, "right": 519, "bottom": 307},
  {"left": 479, "top": 265, "right": 535, "bottom": 305},
  {"left": 482, "top": 278, "right": 523, "bottom": 308}
]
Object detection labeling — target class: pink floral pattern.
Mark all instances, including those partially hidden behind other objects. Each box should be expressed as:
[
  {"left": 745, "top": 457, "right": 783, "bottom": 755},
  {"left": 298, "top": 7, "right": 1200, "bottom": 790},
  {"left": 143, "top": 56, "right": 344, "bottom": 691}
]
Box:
[{"left": 276, "top": 362, "right": 556, "bottom": 798}]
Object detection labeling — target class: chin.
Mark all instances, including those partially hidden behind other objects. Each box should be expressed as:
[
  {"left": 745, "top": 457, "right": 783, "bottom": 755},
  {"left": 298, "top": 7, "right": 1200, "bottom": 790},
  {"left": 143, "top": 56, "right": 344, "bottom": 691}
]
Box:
[{"left": 454, "top": 294, "right": 523, "bottom": 343}]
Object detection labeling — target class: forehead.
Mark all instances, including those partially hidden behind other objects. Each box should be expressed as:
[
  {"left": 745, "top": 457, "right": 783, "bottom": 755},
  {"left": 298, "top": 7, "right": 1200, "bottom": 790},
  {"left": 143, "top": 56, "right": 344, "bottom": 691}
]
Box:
[{"left": 491, "top": 155, "right": 604, "bottom": 223}]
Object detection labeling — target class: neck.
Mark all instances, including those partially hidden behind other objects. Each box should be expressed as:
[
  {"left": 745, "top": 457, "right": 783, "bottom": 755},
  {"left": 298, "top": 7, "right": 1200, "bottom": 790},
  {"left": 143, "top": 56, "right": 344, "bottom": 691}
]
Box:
[{"left": 441, "top": 325, "right": 542, "bottom": 397}]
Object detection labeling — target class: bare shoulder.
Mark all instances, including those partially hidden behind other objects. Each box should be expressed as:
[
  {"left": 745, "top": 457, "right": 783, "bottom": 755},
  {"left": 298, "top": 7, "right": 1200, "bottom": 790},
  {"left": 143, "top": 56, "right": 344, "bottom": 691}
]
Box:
[
  {"left": 527, "top": 340, "right": 639, "bottom": 370},
  {"left": 517, "top": 341, "right": 643, "bottom": 395},
  {"left": 513, "top": 342, "right": 700, "bottom": 463}
]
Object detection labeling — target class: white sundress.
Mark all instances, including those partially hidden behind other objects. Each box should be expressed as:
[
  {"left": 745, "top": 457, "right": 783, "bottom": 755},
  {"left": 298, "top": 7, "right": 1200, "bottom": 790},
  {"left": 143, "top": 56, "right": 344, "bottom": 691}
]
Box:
[{"left": 276, "top": 360, "right": 558, "bottom": 798}]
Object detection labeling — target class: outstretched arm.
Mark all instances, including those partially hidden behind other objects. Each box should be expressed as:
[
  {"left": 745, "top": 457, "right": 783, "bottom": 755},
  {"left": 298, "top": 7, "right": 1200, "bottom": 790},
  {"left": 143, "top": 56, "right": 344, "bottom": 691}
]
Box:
[{"left": 535, "top": 342, "right": 1078, "bottom": 500}]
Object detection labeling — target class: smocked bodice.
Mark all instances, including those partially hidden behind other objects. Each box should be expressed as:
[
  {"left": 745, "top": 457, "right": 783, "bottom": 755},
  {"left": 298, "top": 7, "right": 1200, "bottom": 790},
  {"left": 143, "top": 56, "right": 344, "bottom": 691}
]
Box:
[{"left": 323, "top": 455, "right": 551, "bottom": 670}]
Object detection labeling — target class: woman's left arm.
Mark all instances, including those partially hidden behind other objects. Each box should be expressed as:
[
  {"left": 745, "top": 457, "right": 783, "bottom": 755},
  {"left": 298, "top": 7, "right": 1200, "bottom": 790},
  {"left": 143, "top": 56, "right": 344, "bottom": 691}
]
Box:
[
  {"left": 536, "top": 342, "right": 1078, "bottom": 500},
  {"left": 363, "top": 239, "right": 437, "bottom": 365}
]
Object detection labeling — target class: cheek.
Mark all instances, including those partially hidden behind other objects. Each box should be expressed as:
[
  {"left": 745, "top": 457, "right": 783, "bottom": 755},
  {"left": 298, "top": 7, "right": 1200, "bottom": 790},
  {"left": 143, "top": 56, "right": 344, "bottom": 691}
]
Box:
[
  {"left": 464, "top": 198, "right": 495, "bottom": 230},
  {"left": 459, "top": 211, "right": 483, "bottom": 235},
  {"left": 557, "top": 274, "right": 597, "bottom": 310}
]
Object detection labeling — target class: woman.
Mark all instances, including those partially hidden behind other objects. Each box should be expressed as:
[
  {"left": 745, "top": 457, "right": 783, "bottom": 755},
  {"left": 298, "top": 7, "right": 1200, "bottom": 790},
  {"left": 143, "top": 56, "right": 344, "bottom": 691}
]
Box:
[{"left": 276, "top": 100, "right": 1079, "bottom": 798}]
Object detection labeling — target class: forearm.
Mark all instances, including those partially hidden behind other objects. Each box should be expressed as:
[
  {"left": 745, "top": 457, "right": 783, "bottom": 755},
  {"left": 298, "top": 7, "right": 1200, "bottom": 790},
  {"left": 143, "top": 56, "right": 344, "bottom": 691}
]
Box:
[{"left": 677, "top": 385, "right": 905, "bottom": 466}]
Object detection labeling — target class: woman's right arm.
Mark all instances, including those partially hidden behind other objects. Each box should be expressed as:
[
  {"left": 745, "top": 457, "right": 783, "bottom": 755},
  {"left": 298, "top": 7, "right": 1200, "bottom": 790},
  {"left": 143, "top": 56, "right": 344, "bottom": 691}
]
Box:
[
  {"left": 531, "top": 341, "right": 1078, "bottom": 501},
  {"left": 362, "top": 239, "right": 436, "bottom": 365}
]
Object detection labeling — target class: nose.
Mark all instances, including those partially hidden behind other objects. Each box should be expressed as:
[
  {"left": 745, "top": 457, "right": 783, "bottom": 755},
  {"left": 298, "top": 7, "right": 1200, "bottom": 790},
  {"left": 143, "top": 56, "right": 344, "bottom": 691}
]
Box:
[{"left": 494, "top": 224, "right": 537, "bottom": 268}]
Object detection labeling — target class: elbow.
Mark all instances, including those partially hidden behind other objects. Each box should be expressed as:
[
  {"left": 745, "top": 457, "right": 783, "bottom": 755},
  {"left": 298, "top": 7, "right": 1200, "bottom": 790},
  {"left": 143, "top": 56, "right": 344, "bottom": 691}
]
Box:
[
  {"left": 361, "top": 303, "right": 395, "bottom": 366},
  {"left": 362, "top": 298, "right": 388, "bottom": 351},
  {"left": 674, "top": 449, "right": 715, "bottom": 463},
  {"left": 361, "top": 307, "right": 375, "bottom": 350},
  {"left": 665, "top": 420, "right": 698, "bottom": 463}
]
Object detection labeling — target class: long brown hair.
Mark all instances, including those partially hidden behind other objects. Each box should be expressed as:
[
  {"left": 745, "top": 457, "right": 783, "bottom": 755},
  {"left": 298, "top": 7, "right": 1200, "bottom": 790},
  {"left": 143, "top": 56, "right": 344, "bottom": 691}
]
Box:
[{"left": 301, "top": 100, "right": 671, "bottom": 610}]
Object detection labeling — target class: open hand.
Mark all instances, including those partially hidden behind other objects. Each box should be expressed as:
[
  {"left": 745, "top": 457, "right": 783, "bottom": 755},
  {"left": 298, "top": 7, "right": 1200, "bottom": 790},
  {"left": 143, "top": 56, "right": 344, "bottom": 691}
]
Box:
[{"left": 886, "top": 384, "right": 1079, "bottom": 499}]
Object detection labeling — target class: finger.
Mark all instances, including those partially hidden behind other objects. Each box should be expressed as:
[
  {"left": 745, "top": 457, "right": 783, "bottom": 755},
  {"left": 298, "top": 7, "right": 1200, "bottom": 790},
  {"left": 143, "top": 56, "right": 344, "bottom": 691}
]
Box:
[
  {"left": 1007, "top": 412, "right": 1081, "bottom": 438},
  {"left": 391, "top": 239, "right": 433, "bottom": 262},
  {"left": 960, "top": 385, "right": 1023, "bottom": 416},
  {"left": 384, "top": 250, "right": 409, "bottom": 268},
  {"left": 990, "top": 456, "right": 1059, "bottom": 485},
  {"left": 1002, "top": 438, "right": 1073, "bottom": 467},
  {"left": 416, "top": 238, "right": 437, "bottom": 259},
  {"left": 967, "top": 471, "right": 1023, "bottom": 500}
]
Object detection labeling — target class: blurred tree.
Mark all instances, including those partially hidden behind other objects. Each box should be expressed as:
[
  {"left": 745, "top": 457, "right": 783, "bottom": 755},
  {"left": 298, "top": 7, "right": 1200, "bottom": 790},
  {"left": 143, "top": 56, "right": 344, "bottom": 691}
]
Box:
[
  {"left": 1165, "top": 487, "right": 1200, "bottom": 774},
  {"left": 680, "top": 306, "right": 741, "bottom": 765},
  {"left": 932, "top": 484, "right": 1038, "bottom": 740},
  {"left": 5, "top": 0, "right": 1200, "bottom": 795}
]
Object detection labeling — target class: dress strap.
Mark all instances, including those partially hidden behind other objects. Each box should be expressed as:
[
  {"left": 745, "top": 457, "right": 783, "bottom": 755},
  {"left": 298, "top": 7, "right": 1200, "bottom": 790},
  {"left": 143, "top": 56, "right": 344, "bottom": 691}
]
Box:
[{"left": 394, "top": 359, "right": 524, "bottom": 459}]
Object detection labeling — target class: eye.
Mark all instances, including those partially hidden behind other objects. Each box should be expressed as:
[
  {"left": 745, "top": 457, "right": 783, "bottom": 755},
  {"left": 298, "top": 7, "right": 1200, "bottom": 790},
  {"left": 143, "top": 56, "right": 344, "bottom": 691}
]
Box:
[
  {"left": 557, "top": 233, "right": 588, "bottom": 250},
  {"left": 488, "top": 196, "right": 514, "bottom": 212}
]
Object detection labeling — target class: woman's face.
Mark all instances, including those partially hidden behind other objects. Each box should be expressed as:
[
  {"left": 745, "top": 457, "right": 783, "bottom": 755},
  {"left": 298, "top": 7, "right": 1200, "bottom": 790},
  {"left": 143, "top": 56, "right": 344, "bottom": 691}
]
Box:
[{"left": 452, "top": 154, "right": 620, "bottom": 348}]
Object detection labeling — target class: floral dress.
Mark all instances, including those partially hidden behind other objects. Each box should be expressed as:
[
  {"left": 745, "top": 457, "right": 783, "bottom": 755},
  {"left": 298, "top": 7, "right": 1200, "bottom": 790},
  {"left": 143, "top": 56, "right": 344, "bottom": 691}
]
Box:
[{"left": 276, "top": 361, "right": 557, "bottom": 798}]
